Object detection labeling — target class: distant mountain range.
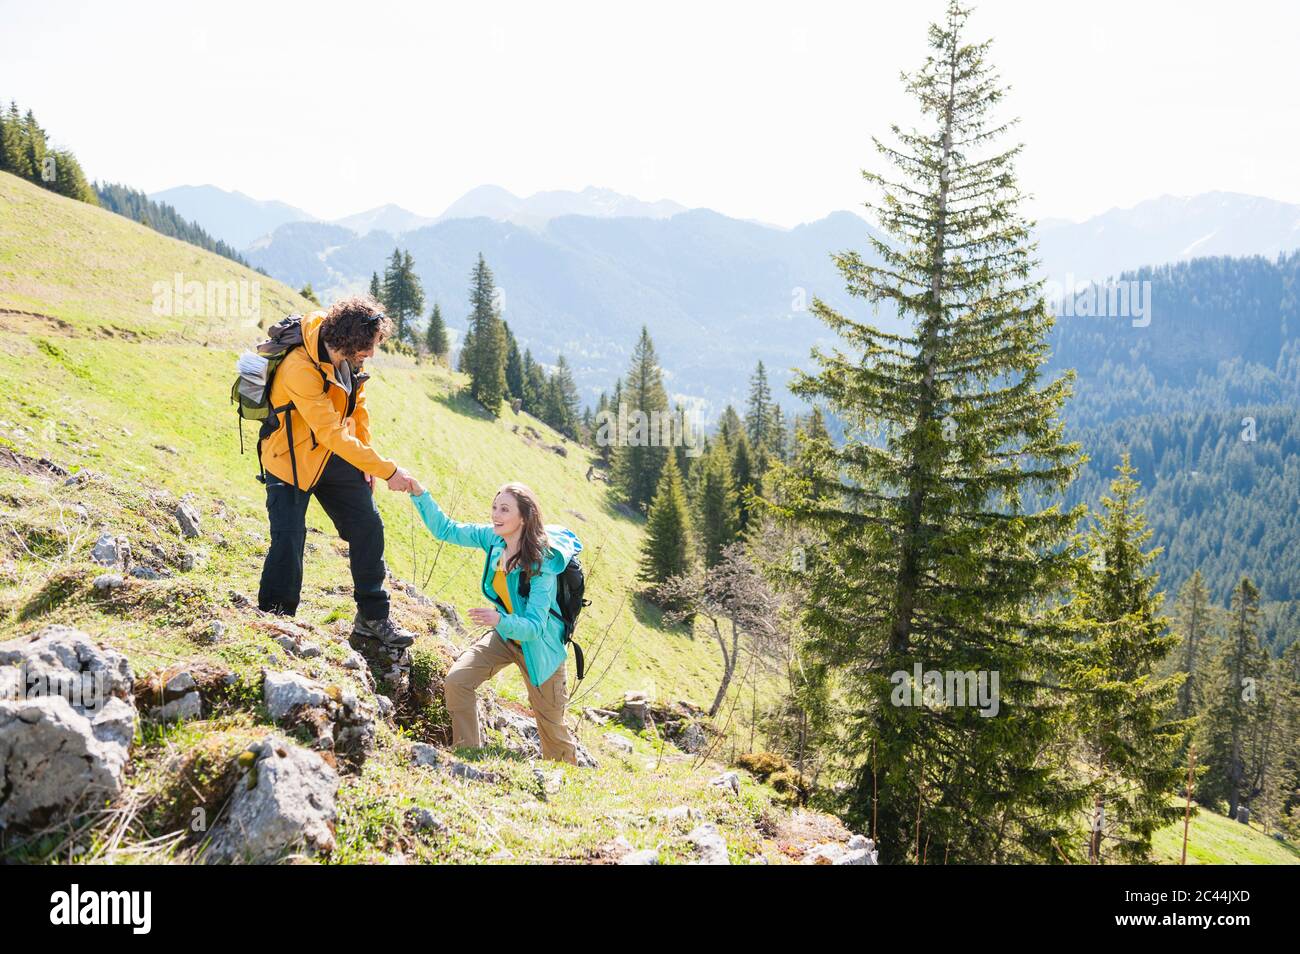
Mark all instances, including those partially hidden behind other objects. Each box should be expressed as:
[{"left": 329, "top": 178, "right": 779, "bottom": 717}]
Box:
[
  {"left": 155, "top": 183, "right": 1300, "bottom": 415},
  {"left": 245, "top": 209, "right": 883, "bottom": 413},
  {"left": 149, "top": 185, "right": 317, "bottom": 250},
  {"left": 1036, "top": 192, "right": 1300, "bottom": 287},
  {"left": 150, "top": 184, "right": 690, "bottom": 246},
  {"left": 440, "top": 185, "right": 687, "bottom": 230}
]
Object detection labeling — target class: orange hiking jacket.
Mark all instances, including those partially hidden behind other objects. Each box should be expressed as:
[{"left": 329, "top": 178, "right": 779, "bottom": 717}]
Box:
[{"left": 258, "top": 311, "right": 398, "bottom": 490}]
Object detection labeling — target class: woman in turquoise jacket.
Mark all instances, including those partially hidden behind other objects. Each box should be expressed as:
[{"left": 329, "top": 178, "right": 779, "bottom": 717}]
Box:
[{"left": 407, "top": 479, "right": 581, "bottom": 764}]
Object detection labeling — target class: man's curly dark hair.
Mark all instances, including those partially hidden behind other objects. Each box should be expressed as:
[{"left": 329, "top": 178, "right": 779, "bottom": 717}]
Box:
[{"left": 320, "top": 295, "right": 393, "bottom": 359}]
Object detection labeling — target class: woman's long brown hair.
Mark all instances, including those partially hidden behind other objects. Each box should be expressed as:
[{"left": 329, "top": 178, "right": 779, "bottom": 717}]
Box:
[{"left": 497, "top": 482, "right": 548, "bottom": 579}]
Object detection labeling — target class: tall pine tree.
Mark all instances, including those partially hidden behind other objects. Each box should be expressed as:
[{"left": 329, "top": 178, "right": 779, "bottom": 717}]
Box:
[
  {"left": 425, "top": 302, "right": 449, "bottom": 359},
  {"left": 463, "top": 253, "right": 507, "bottom": 414},
  {"left": 768, "top": 1, "right": 1087, "bottom": 863},
  {"left": 746, "top": 361, "right": 773, "bottom": 449},
  {"left": 1069, "top": 455, "right": 1184, "bottom": 863},
  {"left": 1198, "top": 577, "right": 1269, "bottom": 818},
  {"left": 612, "top": 326, "right": 670, "bottom": 514},
  {"left": 640, "top": 454, "right": 694, "bottom": 594}
]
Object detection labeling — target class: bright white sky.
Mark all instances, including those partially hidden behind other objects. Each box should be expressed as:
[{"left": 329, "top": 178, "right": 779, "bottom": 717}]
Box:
[{"left": 3, "top": 0, "right": 1297, "bottom": 226}]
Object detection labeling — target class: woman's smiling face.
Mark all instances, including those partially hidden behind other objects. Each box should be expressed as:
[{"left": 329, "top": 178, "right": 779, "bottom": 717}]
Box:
[{"left": 491, "top": 491, "right": 523, "bottom": 538}]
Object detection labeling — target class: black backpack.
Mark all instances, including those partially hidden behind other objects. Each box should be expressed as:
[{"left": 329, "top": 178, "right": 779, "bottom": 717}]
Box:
[
  {"left": 230, "top": 315, "right": 327, "bottom": 485},
  {"left": 482, "top": 546, "right": 590, "bottom": 680}
]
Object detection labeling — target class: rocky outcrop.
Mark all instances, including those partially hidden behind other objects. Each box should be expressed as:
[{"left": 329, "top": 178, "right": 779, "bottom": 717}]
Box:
[
  {"left": 261, "top": 669, "right": 376, "bottom": 772},
  {"left": 0, "top": 626, "right": 136, "bottom": 831},
  {"left": 687, "top": 822, "right": 730, "bottom": 865},
  {"left": 202, "top": 736, "right": 338, "bottom": 863}
]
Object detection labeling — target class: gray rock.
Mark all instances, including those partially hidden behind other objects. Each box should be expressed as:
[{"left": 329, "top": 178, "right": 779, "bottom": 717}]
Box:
[
  {"left": 374, "top": 694, "right": 393, "bottom": 718},
  {"left": 621, "top": 691, "right": 653, "bottom": 730},
  {"left": 203, "top": 736, "right": 338, "bottom": 863},
  {"left": 620, "top": 849, "right": 661, "bottom": 865},
  {"left": 410, "top": 743, "right": 442, "bottom": 767},
  {"left": 603, "top": 732, "right": 634, "bottom": 754},
  {"left": 835, "top": 847, "right": 879, "bottom": 865},
  {"left": 405, "top": 807, "right": 447, "bottom": 834},
  {"left": 175, "top": 501, "right": 202, "bottom": 539},
  {"left": 687, "top": 822, "right": 730, "bottom": 865},
  {"left": 802, "top": 842, "right": 846, "bottom": 865},
  {"left": 673, "top": 721, "right": 707, "bottom": 753},
  {"left": 262, "top": 669, "right": 328, "bottom": 723},
  {"left": 449, "top": 761, "right": 495, "bottom": 782},
  {"left": 151, "top": 690, "right": 201, "bottom": 723},
  {"left": 202, "top": 620, "right": 226, "bottom": 644},
  {"left": 710, "top": 771, "right": 740, "bottom": 794},
  {"left": 272, "top": 634, "right": 322, "bottom": 658},
  {"left": 0, "top": 628, "right": 136, "bottom": 830},
  {"left": 164, "top": 671, "right": 197, "bottom": 695},
  {"left": 847, "top": 834, "right": 873, "bottom": 851},
  {"left": 90, "top": 532, "right": 125, "bottom": 567},
  {"left": 92, "top": 573, "right": 125, "bottom": 593},
  {"left": 261, "top": 670, "right": 375, "bottom": 770},
  {"left": 0, "top": 696, "right": 137, "bottom": 830},
  {"left": 129, "top": 566, "right": 163, "bottom": 580},
  {"left": 0, "top": 625, "right": 135, "bottom": 708}
]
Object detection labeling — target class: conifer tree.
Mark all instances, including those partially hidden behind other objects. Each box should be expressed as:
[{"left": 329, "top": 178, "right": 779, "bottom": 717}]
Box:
[
  {"left": 463, "top": 253, "right": 507, "bottom": 413},
  {"left": 1173, "top": 570, "right": 1211, "bottom": 721},
  {"left": 504, "top": 322, "right": 524, "bottom": 401},
  {"left": 543, "top": 354, "right": 581, "bottom": 439},
  {"left": 1069, "top": 455, "right": 1184, "bottom": 863},
  {"left": 731, "top": 431, "right": 758, "bottom": 535},
  {"left": 1198, "top": 577, "right": 1269, "bottom": 818},
  {"left": 595, "top": 377, "right": 623, "bottom": 467},
  {"left": 768, "top": 403, "right": 789, "bottom": 463},
  {"left": 716, "top": 405, "right": 743, "bottom": 452},
  {"left": 521, "top": 348, "right": 545, "bottom": 414},
  {"left": 746, "top": 361, "right": 773, "bottom": 449},
  {"left": 425, "top": 302, "right": 449, "bottom": 359},
  {"left": 380, "top": 249, "right": 424, "bottom": 342},
  {"left": 765, "top": 1, "right": 1087, "bottom": 863},
  {"left": 612, "top": 326, "right": 670, "bottom": 513},
  {"left": 368, "top": 272, "right": 382, "bottom": 302},
  {"left": 640, "top": 453, "right": 694, "bottom": 593},
  {"left": 698, "top": 442, "right": 738, "bottom": 567}
]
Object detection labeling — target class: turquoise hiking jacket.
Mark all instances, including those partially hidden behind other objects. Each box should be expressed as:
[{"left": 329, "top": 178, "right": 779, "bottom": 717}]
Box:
[{"left": 409, "top": 491, "right": 582, "bottom": 687}]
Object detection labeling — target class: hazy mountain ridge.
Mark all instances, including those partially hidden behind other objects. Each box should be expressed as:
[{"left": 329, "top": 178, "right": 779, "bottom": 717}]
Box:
[{"left": 150, "top": 184, "right": 317, "bottom": 249}]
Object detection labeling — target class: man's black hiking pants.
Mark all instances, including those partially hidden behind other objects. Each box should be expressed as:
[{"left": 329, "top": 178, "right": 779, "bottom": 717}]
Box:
[{"left": 258, "top": 454, "right": 390, "bottom": 621}]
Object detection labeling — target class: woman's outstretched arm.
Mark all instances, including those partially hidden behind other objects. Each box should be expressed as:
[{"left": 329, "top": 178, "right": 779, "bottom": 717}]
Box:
[{"left": 409, "top": 489, "right": 497, "bottom": 552}]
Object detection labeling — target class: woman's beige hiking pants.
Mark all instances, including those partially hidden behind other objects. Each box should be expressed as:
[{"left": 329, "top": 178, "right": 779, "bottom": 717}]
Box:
[{"left": 444, "top": 631, "right": 578, "bottom": 765}]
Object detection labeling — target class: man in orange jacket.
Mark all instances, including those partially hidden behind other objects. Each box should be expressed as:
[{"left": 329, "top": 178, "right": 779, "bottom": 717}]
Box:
[{"left": 257, "top": 295, "right": 417, "bottom": 648}]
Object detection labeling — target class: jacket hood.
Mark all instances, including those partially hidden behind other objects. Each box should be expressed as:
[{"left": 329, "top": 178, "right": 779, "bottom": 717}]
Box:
[{"left": 542, "top": 524, "right": 582, "bottom": 572}]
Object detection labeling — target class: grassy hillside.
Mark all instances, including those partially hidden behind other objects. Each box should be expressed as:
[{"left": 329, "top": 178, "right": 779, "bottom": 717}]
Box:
[
  {"left": 0, "top": 171, "right": 811, "bottom": 863},
  {"left": 1151, "top": 807, "right": 1300, "bottom": 865},
  {"left": 0, "top": 170, "right": 725, "bottom": 706}
]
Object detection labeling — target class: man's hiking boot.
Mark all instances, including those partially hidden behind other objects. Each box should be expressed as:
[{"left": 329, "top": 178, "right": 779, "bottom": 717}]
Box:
[{"left": 352, "top": 613, "right": 415, "bottom": 648}]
